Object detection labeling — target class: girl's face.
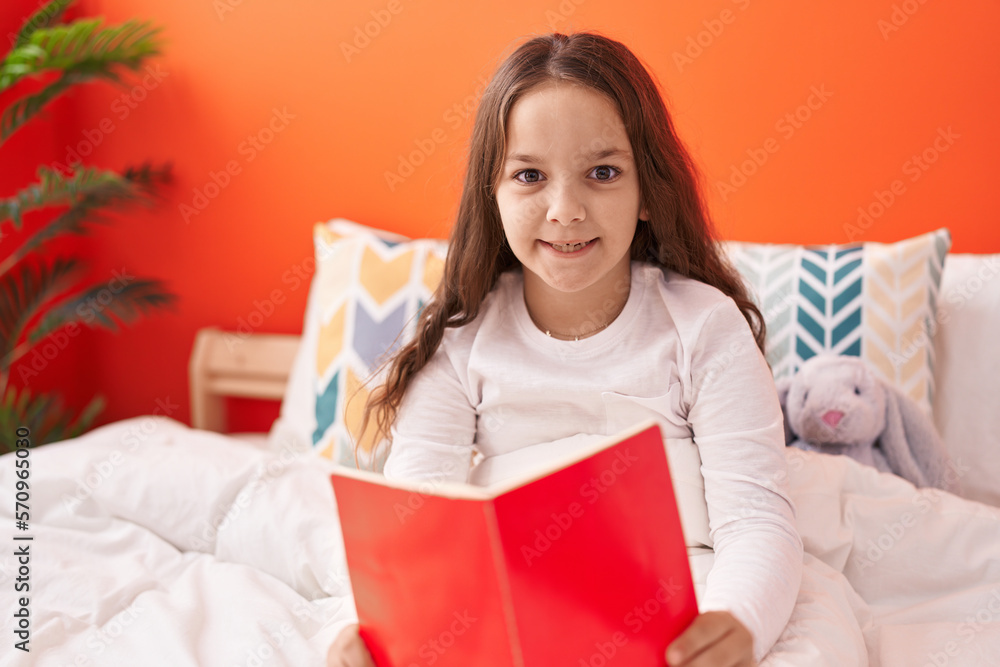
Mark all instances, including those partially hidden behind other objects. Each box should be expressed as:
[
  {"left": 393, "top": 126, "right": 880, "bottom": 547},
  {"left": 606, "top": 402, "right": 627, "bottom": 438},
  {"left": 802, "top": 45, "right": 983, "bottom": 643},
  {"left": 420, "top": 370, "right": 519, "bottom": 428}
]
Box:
[{"left": 495, "top": 81, "right": 647, "bottom": 299}]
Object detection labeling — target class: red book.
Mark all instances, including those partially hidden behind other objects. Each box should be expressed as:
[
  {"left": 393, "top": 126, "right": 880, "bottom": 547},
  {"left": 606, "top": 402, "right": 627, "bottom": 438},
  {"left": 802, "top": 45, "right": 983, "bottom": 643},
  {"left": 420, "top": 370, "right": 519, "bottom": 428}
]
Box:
[{"left": 330, "top": 420, "right": 698, "bottom": 666}]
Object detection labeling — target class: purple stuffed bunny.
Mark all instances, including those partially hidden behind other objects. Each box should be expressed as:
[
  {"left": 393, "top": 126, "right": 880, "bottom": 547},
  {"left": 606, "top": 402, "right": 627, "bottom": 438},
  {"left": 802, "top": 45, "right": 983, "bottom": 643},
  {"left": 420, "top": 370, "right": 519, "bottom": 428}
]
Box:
[{"left": 775, "top": 354, "right": 959, "bottom": 492}]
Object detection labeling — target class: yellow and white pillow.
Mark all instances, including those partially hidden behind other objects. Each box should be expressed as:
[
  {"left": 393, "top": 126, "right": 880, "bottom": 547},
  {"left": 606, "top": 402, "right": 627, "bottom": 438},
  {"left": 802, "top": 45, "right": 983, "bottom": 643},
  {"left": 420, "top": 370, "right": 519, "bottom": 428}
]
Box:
[{"left": 308, "top": 220, "right": 447, "bottom": 467}]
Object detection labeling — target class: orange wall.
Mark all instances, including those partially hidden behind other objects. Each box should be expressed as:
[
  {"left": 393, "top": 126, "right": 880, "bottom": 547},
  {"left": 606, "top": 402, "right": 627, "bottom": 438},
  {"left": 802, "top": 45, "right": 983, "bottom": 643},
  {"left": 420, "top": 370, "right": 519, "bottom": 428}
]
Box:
[{"left": 4, "top": 0, "right": 998, "bottom": 430}]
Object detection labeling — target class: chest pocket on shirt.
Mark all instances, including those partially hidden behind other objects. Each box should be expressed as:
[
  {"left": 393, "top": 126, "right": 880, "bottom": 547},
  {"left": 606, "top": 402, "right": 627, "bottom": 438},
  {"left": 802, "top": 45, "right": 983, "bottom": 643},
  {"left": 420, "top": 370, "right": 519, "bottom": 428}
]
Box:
[
  {"left": 601, "top": 384, "right": 689, "bottom": 439},
  {"left": 602, "top": 388, "right": 712, "bottom": 549}
]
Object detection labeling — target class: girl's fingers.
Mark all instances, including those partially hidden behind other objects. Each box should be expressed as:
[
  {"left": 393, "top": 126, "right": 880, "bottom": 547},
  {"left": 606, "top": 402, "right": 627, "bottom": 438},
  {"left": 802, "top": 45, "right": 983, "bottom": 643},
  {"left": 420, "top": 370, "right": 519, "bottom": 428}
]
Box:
[
  {"left": 666, "top": 611, "right": 754, "bottom": 667},
  {"left": 667, "top": 612, "right": 730, "bottom": 663}
]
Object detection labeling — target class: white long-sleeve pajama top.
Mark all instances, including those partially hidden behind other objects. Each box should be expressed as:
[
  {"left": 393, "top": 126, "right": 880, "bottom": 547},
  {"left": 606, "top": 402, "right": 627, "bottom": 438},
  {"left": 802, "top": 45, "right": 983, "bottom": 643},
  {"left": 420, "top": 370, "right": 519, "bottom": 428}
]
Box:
[{"left": 382, "top": 261, "right": 803, "bottom": 661}]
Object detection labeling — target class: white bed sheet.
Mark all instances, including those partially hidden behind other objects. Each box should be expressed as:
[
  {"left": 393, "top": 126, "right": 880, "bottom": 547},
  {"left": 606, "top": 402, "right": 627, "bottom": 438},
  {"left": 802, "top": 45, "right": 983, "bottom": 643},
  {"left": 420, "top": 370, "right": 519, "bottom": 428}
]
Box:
[
  {"left": 1, "top": 417, "right": 998, "bottom": 666},
  {"left": 0, "top": 418, "right": 353, "bottom": 667}
]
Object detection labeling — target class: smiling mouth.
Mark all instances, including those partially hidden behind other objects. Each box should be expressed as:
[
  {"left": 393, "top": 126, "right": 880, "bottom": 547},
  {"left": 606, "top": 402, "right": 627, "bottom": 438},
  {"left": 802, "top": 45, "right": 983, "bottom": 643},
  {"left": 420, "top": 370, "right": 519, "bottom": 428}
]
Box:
[{"left": 547, "top": 240, "right": 594, "bottom": 253}]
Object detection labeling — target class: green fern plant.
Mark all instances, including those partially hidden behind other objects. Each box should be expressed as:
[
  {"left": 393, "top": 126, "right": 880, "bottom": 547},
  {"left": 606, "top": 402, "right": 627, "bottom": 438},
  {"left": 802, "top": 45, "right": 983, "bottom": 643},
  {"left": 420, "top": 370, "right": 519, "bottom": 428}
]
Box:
[{"left": 0, "top": 0, "right": 175, "bottom": 451}]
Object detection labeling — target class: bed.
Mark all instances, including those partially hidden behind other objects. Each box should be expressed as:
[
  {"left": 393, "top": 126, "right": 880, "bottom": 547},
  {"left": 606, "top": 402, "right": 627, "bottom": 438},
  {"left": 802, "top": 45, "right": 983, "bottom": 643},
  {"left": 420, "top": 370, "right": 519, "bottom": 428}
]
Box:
[{"left": 2, "top": 220, "right": 998, "bottom": 666}]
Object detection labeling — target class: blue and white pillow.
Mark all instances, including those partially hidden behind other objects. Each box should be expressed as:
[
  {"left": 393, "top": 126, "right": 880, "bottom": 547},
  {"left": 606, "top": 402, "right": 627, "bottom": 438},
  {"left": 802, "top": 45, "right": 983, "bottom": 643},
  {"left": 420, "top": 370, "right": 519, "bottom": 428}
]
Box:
[{"left": 723, "top": 228, "right": 951, "bottom": 414}]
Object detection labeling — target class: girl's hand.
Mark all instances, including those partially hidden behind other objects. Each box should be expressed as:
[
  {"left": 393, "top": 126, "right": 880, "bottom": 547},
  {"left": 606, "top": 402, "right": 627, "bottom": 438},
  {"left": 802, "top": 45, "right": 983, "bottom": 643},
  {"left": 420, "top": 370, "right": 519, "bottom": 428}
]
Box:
[
  {"left": 327, "top": 624, "right": 376, "bottom": 667},
  {"left": 665, "top": 611, "right": 755, "bottom": 667}
]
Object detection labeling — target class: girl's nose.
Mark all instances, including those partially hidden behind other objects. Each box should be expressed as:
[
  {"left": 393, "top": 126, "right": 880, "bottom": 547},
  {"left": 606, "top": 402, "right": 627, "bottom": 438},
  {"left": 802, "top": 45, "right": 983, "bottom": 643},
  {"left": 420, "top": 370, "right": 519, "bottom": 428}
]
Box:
[{"left": 546, "top": 182, "right": 585, "bottom": 226}]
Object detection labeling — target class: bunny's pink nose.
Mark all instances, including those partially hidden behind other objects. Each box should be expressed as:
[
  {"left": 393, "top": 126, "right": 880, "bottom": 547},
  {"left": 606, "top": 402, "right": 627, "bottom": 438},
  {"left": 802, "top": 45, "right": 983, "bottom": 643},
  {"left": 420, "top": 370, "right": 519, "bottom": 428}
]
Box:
[{"left": 822, "top": 410, "right": 844, "bottom": 427}]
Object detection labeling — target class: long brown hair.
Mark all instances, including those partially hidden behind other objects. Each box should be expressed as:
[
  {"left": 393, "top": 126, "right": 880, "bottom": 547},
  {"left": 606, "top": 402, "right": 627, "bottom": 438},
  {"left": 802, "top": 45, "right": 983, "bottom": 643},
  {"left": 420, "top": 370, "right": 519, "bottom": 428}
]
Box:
[{"left": 359, "top": 31, "right": 764, "bottom": 450}]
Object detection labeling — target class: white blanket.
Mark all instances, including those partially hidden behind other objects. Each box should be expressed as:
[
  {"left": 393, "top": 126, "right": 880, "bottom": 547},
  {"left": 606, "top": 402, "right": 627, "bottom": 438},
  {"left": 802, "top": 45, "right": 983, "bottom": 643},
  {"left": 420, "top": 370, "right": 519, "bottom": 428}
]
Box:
[{"left": 1, "top": 417, "right": 998, "bottom": 666}]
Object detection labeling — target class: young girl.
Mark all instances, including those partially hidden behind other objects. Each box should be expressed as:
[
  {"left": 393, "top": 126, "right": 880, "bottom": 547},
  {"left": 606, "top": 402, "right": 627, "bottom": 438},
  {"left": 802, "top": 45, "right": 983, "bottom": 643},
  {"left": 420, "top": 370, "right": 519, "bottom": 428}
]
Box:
[{"left": 329, "top": 31, "right": 802, "bottom": 667}]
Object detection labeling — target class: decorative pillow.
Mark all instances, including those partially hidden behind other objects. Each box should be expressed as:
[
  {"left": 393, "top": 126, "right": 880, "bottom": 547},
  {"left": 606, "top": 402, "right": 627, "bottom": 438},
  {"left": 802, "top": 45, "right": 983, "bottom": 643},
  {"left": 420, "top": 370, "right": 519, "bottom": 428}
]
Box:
[
  {"left": 307, "top": 219, "right": 447, "bottom": 468},
  {"left": 722, "top": 228, "right": 951, "bottom": 415}
]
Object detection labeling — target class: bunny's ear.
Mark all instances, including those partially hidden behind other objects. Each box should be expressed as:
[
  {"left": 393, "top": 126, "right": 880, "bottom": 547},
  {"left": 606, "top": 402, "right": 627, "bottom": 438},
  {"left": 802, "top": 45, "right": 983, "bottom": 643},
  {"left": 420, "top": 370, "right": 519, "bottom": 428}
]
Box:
[
  {"left": 879, "top": 383, "right": 958, "bottom": 492},
  {"left": 774, "top": 375, "right": 795, "bottom": 445}
]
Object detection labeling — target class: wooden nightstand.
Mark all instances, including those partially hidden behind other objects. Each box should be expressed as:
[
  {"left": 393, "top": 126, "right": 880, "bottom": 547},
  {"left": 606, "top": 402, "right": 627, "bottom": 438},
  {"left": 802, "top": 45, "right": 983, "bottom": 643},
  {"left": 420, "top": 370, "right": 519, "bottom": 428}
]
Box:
[{"left": 188, "top": 327, "right": 301, "bottom": 432}]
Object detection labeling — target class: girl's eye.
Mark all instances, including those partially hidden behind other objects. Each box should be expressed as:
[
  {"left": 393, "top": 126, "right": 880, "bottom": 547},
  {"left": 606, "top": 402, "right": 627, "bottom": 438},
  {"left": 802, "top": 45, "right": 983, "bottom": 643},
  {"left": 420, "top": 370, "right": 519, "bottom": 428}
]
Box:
[
  {"left": 590, "top": 165, "right": 621, "bottom": 181},
  {"left": 513, "top": 169, "right": 543, "bottom": 184}
]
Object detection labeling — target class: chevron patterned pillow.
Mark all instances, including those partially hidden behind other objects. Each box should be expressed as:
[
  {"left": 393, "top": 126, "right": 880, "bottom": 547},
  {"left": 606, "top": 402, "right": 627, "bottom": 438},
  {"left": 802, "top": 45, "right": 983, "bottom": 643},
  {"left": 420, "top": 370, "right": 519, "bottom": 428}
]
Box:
[
  {"left": 723, "top": 228, "right": 951, "bottom": 415},
  {"left": 307, "top": 222, "right": 950, "bottom": 465},
  {"left": 309, "top": 219, "right": 447, "bottom": 468}
]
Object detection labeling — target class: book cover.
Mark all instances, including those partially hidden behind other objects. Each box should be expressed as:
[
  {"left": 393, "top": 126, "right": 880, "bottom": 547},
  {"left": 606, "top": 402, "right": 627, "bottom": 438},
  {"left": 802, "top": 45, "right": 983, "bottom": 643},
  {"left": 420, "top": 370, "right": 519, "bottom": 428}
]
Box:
[{"left": 330, "top": 419, "right": 698, "bottom": 666}]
